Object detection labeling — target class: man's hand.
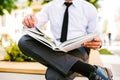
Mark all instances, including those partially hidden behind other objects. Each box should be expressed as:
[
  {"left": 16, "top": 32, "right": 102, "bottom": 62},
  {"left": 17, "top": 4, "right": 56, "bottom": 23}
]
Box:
[
  {"left": 22, "top": 14, "right": 38, "bottom": 28},
  {"left": 82, "top": 37, "right": 102, "bottom": 50}
]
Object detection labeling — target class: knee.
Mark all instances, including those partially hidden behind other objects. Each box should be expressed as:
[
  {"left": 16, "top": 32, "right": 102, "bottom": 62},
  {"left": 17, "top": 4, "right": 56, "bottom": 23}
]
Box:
[
  {"left": 45, "top": 68, "right": 77, "bottom": 80},
  {"left": 18, "top": 36, "right": 26, "bottom": 49},
  {"left": 45, "top": 68, "right": 65, "bottom": 80},
  {"left": 18, "top": 35, "right": 30, "bottom": 53}
]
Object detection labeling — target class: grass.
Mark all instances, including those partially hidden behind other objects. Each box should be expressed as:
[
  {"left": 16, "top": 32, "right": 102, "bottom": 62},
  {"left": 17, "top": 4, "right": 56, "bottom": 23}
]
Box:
[{"left": 99, "top": 48, "right": 112, "bottom": 55}]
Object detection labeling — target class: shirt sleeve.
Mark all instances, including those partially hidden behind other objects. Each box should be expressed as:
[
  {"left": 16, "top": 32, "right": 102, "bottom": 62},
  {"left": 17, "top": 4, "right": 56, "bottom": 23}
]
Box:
[
  {"left": 35, "top": 4, "right": 49, "bottom": 28},
  {"left": 84, "top": 3, "right": 102, "bottom": 38}
]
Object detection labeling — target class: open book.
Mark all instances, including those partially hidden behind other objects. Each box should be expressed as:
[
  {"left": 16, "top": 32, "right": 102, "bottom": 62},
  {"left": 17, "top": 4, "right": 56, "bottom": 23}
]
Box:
[{"left": 23, "top": 27, "right": 98, "bottom": 52}]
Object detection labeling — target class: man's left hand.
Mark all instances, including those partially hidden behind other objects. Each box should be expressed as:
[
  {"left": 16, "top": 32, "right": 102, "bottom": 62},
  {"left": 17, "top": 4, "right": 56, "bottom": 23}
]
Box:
[{"left": 82, "top": 37, "right": 102, "bottom": 50}]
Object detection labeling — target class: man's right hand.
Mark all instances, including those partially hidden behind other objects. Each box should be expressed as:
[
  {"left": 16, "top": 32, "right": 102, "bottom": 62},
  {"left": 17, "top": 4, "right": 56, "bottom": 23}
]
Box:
[{"left": 22, "top": 14, "right": 38, "bottom": 28}]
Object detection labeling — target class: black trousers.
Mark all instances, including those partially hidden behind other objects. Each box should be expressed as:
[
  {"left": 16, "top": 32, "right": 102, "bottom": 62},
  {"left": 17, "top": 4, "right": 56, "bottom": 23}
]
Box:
[{"left": 18, "top": 35, "right": 90, "bottom": 80}]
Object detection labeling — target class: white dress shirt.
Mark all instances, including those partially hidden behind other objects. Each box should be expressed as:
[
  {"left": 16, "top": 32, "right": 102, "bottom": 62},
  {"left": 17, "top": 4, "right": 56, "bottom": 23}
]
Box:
[{"left": 35, "top": 0, "right": 101, "bottom": 41}]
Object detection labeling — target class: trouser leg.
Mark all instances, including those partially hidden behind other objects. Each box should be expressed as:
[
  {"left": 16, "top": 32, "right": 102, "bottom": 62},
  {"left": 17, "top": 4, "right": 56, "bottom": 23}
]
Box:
[
  {"left": 18, "top": 35, "right": 79, "bottom": 75},
  {"left": 45, "top": 67, "right": 78, "bottom": 80},
  {"left": 45, "top": 47, "right": 90, "bottom": 80},
  {"left": 18, "top": 35, "right": 90, "bottom": 80}
]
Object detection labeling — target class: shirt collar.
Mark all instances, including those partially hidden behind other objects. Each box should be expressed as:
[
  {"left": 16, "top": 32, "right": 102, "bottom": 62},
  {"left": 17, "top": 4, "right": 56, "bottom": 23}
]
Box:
[{"left": 58, "top": 0, "right": 80, "bottom": 7}]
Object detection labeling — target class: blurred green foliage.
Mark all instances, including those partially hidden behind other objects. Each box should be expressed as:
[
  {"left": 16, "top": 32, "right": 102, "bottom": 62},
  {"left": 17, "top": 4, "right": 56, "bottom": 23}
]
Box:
[
  {"left": 99, "top": 48, "right": 112, "bottom": 55},
  {"left": 41, "top": 0, "right": 52, "bottom": 5},
  {"left": 0, "top": 38, "right": 2, "bottom": 46},
  {"left": 0, "top": 0, "right": 18, "bottom": 16},
  {"left": 102, "top": 20, "right": 108, "bottom": 33},
  {"left": 4, "top": 42, "right": 35, "bottom": 62},
  {"left": 27, "top": 0, "right": 33, "bottom": 6},
  {"left": 86, "top": 0, "right": 100, "bottom": 9}
]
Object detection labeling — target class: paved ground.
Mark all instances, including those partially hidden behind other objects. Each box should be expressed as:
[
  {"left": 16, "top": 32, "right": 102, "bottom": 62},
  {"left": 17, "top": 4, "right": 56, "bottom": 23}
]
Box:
[
  {"left": 101, "top": 41, "right": 120, "bottom": 80},
  {"left": 0, "top": 72, "right": 88, "bottom": 80},
  {"left": 100, "top": 55, "right": 120, "bottom": 80}
]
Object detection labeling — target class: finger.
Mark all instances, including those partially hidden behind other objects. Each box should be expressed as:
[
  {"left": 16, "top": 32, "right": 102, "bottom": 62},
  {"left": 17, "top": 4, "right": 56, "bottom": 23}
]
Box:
[
  {"left": 22, "top": 17, "right": 32, "bottom": 28},
  {"left": 27, "top": 15, "right": 35, "bottom": 28},
  {"left": 93, "top": 37, "right": 102, "bottom": 42},
  {"left": 81, "top": 43, "right": 99, "bottom": 50},
  {"left": 86, "top": 45, "right": 100, "bottom": 50},
  {"left": 22, "top": 14, "right": 36, "bottom": 28},
  {"left": 83, "top": 42, "right": 100, "bottom": 46},
  {"left": 82, "top": 42, "right": 101, "bottom": 49}
]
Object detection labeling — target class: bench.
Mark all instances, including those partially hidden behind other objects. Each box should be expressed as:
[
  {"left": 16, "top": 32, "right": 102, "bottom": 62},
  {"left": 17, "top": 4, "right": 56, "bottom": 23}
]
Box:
[{"left": 0, "top": 50, "right": 103, "bottom": 75}]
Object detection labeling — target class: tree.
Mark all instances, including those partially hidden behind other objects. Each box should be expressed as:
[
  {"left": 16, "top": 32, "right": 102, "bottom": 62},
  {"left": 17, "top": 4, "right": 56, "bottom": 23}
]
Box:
[
  {"left": 0, "top": 0, "right": 38, "bottom": 16},
  {"left": 85, "top": 0, "right": 100, "bottom": 9},
  {"left": 27, "top": 0, "right": 33, "bottom": 6},
  {"left": 41, "top": 0, "right": 52, "bottom": 5},
  {"left": 0, "top": 0, "right": 18, "bottom": 16}
]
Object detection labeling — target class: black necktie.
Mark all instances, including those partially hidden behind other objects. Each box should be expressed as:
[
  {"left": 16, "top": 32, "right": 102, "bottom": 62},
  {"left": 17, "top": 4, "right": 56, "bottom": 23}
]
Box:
[{"left": 60, "top": 2, "right": 72, "bottom": 42}]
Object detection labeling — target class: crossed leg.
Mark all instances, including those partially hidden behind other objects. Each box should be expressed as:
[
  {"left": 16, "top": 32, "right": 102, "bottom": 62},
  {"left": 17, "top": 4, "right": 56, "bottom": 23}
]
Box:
[{"left": 18, "top": 35, "right": 90, "bottom": 80}]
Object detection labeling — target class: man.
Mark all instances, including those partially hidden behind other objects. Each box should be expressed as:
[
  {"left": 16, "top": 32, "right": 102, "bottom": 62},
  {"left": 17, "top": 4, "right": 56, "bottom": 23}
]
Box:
[{"left": 18, "top": 0, "right": 113, "bottom": 80}]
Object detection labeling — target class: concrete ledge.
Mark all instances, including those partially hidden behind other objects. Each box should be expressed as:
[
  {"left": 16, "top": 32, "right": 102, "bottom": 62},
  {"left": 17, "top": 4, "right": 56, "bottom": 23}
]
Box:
[
  {"left": 0, "top": 62, "right": 47, "bottom": 74},
  {"left": 89, "top": 50, "right": 103, "bottom": 66},
  {"left": 0, "top": 50, "right": 103, "bottom": 75}
]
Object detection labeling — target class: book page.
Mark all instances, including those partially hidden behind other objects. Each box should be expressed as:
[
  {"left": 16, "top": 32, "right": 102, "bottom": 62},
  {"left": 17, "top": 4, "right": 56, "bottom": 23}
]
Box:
[
  {"left": 59, "top": 33, "right": 99, "bottom": 52},
  {"left": 23, "top": 27, "right": 58, "bottom": 49},
  {"left": 23, "top": 26, "right": 98, "bottom": 52},
  {"left": 35, "top": 26, "right": 61, "bottom": 47}
]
